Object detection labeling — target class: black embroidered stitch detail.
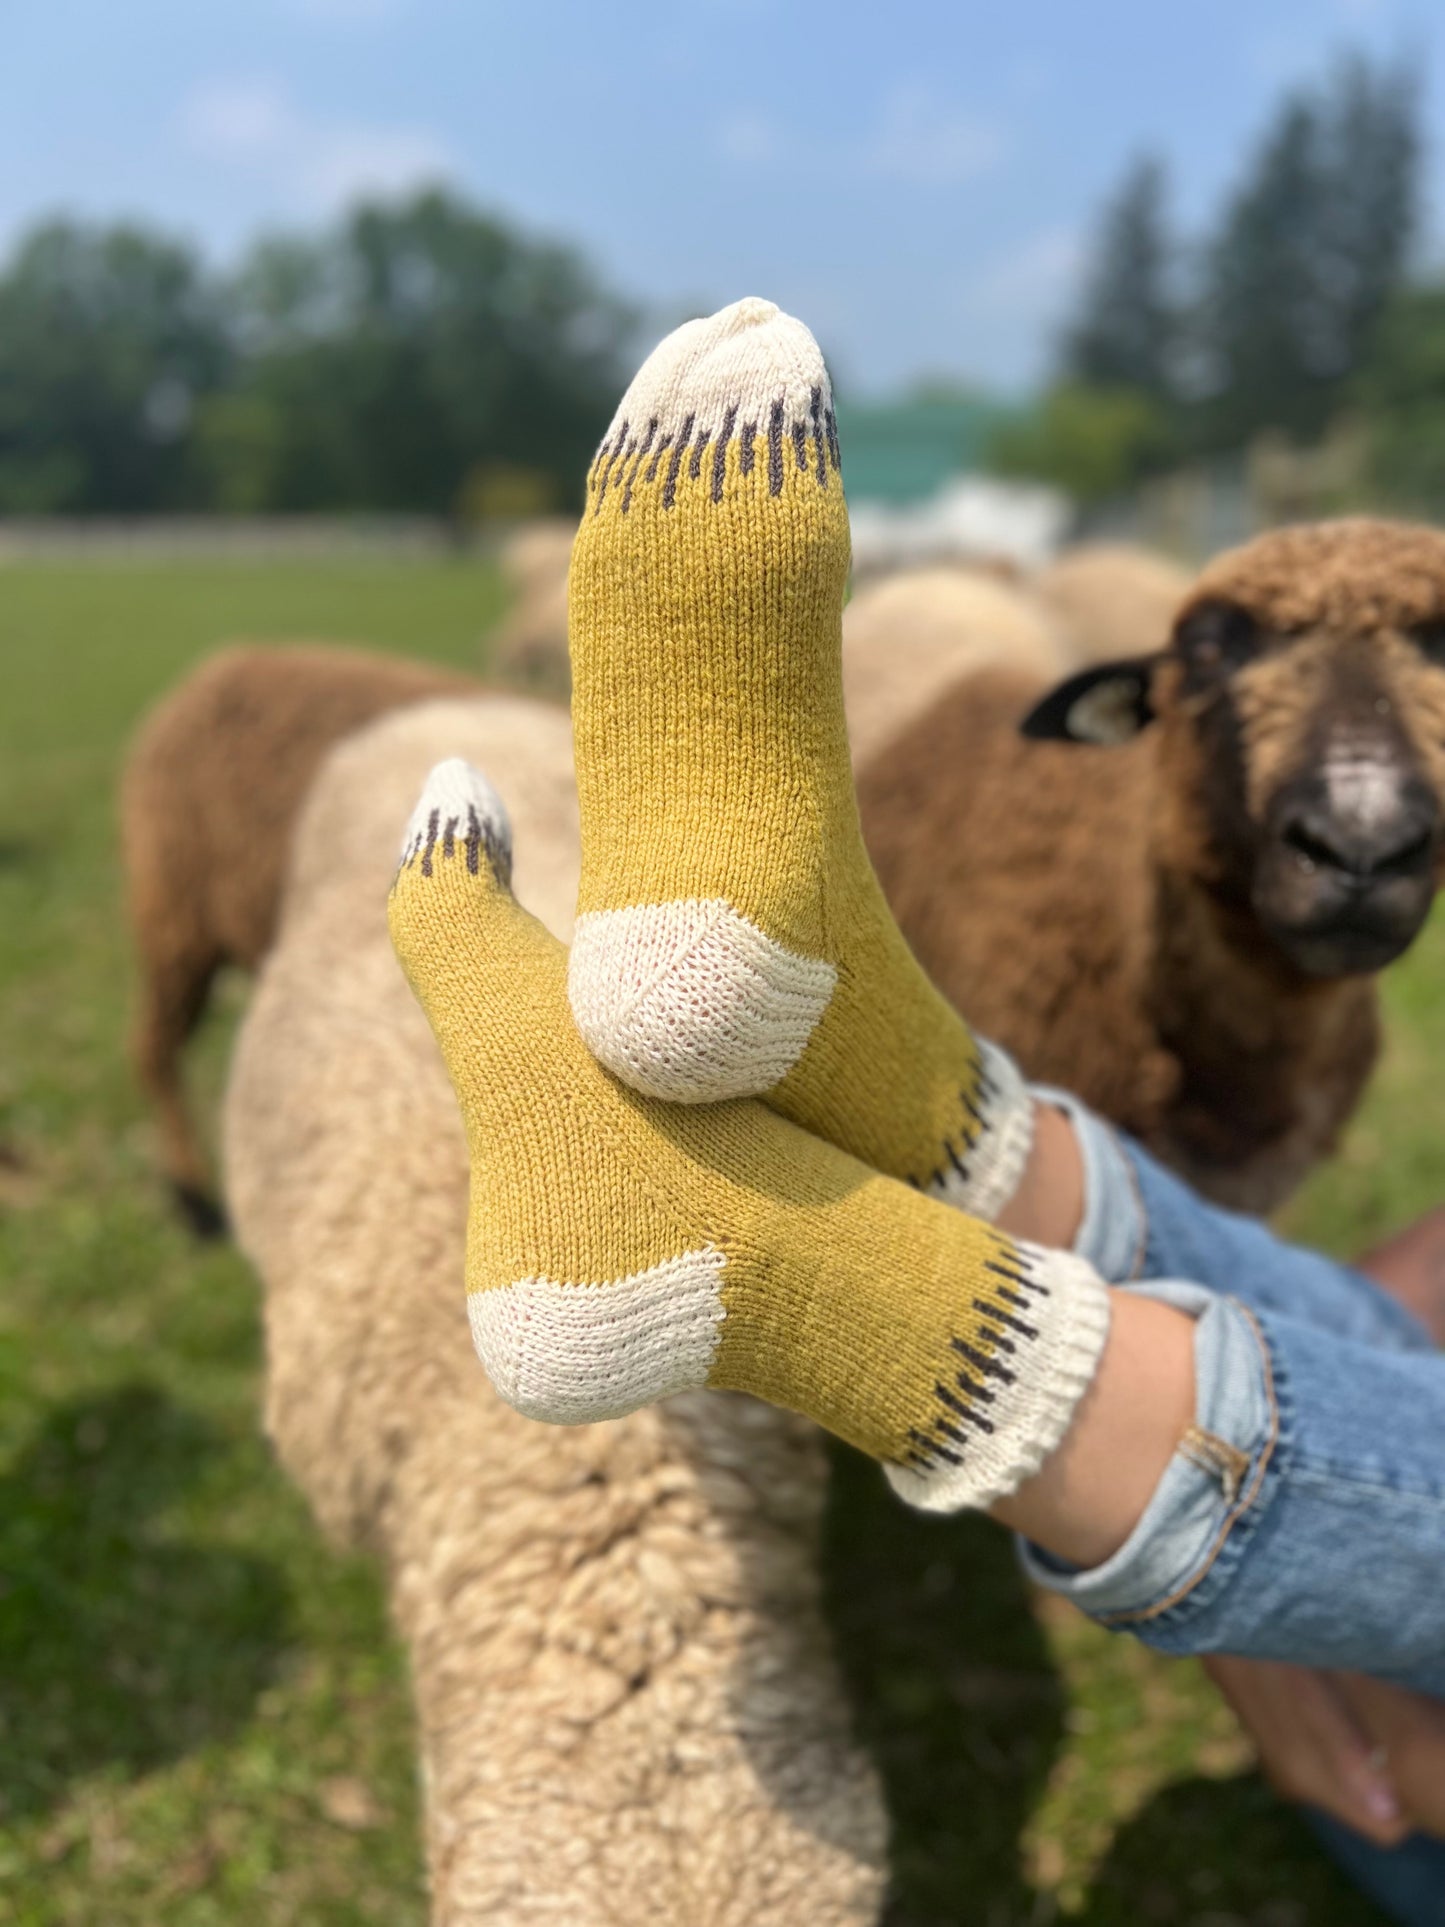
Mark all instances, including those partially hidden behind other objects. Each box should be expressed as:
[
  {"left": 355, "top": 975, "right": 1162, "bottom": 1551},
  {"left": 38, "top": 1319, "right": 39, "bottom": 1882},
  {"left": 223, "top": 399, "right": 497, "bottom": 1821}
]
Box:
[
  {"left": 768, "top": 399, "right": 785, "bottom": 496},
  {"left": 907, "top": 1426, "right": 963, "bottom": 1468},
  {"left": 593, "top": 389, "right": 836, "bottom": 508},
  {"left": 712, "top": 403, "right": 738, "bottom": 501},
  {"left": 952, "top": 1336, "right": 1017, "bottom": 1386},
  {"left": 810, "top": 385, "right": 827, "bottom": 486},
  {"left": 644, "top": 433, "right": 672, "bottom": 484},
  {"left": 661, "top": 413, "right": 695, "bottom": 509},
  {"left": 620, "top": 418, "right": 657, "bottom": 514},
  {"left": 593, "top": 419, "right": 629, "bottom": 513},
  {"left": 402, "top": 804, "right": 510, "bottom": 889}
]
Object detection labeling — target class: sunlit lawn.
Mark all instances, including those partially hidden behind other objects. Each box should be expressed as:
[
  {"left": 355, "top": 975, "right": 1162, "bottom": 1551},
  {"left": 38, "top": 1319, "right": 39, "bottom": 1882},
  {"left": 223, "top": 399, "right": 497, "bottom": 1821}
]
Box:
[{"left": 3, "top": 556, "right": 1432, "bottom": 1922}]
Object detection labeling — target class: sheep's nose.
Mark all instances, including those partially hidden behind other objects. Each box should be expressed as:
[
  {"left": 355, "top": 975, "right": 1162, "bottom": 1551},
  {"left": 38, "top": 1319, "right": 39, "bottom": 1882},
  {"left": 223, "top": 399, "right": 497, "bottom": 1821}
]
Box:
[{"left": 1278, "top": 776, "right": 1438, "bottom": 882}]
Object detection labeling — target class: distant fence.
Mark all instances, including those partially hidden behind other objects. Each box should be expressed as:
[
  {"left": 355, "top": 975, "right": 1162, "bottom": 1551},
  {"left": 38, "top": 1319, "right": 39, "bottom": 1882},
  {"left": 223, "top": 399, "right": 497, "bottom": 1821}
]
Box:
[
  {"left": 1080, "top": 427, "right": 1445, "bottom": 564},
  {"left": 0, "top": 516, "right": 474, "bottom": 563}
]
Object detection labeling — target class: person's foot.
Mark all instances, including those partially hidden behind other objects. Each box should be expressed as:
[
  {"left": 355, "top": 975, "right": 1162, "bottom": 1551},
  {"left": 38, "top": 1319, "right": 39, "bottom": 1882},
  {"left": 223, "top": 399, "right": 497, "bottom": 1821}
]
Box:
[
  {"left": 566, "top": 297, "right": 1032, "bottom": 1219},
  {"left": 388, "top": 757, "right": 1110, "bottom": 1513}
]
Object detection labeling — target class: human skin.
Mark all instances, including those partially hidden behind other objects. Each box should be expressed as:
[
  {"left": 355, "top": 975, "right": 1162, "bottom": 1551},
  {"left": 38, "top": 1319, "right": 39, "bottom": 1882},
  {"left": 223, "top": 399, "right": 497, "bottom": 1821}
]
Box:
[
  {"left": 996, "top": 1098, "right": 1445, "bottom": 1845},
  {"left": 990, "top": 1102, "right": 1196, "bottom": 1572}
]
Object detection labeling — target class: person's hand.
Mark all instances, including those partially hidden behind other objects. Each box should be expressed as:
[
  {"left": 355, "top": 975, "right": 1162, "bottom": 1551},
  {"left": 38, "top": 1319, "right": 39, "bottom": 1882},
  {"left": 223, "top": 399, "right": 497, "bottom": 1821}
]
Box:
[
  {"left": 1204, "top": 1656, "right": 1409, "bottom": 1846},
  {"left": 1332, "top": 1671, "right": 1445, "bottom": 1841},
  {"left": 1358, "top": 1206, "right": 1445, "bottom": 1344}
]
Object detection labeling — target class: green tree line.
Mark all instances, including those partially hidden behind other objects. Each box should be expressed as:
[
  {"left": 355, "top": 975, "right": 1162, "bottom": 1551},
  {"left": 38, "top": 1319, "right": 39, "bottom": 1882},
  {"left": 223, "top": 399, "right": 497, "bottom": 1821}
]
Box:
[
  {"left": 989, "top": 51, "right": 1444, "bottom": 509},
  {"left": 0, "top": 189, "right": 635, "bottom": 518}
]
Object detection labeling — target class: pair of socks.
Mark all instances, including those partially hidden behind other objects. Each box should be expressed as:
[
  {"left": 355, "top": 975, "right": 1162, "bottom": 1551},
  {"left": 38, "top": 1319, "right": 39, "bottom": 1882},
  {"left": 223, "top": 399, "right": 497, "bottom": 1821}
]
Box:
[{"left": 389, "top": 299, "right": 1110, "bottom": 1512}]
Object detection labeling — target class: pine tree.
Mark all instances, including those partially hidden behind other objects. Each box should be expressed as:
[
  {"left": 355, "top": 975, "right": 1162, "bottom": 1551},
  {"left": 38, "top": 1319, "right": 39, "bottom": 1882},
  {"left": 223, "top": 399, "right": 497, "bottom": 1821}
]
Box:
[
  {"left": 1061, "top": 156, "right": 1177, "bottom": 401},
  {"left": 1195, "top": 54, "right": 1419, "bottom": 449}
]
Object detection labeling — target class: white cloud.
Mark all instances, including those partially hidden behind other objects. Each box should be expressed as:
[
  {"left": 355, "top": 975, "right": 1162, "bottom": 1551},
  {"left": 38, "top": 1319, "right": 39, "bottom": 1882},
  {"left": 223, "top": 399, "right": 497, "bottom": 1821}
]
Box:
[
  {"left": 968, "top": 227, "right": 1086, "bottom": 320},
  {"left": 718, "top": 85, "right": 1004, "bottom": 189},
  {"left": 862, "top": 83, "right": 1005, "bottom": 187},
  {"left": 179, "top": 80, "right": 451, "bottom": 213},
  {"left": 305, "top": 126, "right": 454, "bottom": 206},
  {"left": 716, "top": 113, "right": 783, "bottom": 168},
  {"left": 181, "top": 80, "right": 291, "bottom": 158}
]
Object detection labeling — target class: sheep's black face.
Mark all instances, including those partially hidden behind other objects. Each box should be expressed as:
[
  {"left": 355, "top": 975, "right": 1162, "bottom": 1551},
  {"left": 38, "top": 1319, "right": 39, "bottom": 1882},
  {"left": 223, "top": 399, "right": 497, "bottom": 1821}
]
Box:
[{"left": 1176, "top": 596, "right": 1444, "bottom": 979}]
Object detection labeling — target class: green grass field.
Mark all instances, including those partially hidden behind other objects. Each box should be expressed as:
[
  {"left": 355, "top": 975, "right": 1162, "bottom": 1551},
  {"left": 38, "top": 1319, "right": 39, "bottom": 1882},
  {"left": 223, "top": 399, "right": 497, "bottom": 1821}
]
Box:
[{"left": 2, "top": 558, "right": 1440, "bottom": 1924}]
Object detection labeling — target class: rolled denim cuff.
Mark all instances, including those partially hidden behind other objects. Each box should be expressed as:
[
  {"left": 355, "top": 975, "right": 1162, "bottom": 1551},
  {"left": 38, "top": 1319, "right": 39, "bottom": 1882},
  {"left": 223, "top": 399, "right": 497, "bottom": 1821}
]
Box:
[
  {"left": 1017, "top": 1281, "right": 1275, "bottom": 1624},
  {"left": 1031, "top": 1084, "right": 1145, "bottom": 1285}
]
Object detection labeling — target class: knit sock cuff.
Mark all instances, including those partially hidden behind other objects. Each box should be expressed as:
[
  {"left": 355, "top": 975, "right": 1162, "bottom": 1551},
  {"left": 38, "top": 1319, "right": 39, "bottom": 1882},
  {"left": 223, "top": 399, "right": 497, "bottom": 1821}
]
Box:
[
  {"left": 884, "top": 1247, "right": 1112, "bottom": 1514},
  {"left": 929, "top": 1037, "right": 1035, "bottom": 1224}
]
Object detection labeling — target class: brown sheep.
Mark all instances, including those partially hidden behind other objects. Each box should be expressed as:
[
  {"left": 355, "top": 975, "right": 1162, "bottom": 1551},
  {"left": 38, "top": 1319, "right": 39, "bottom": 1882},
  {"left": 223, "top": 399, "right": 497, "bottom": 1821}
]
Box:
[
  {"left": 841, "top": 567, "right": 1070, "bottom": 766},
  {"left": 121, "top": 643, "right": 478, "bottom": 1231},
  {"left": 858, "top": 518, "right": 1445, "bottom": 1213},
  {"left": 1037, "top": 543, "right": 1193, "bottom": 668},
  {"left": 222, "top": 696, "right": 888, "bottom": 1924}
]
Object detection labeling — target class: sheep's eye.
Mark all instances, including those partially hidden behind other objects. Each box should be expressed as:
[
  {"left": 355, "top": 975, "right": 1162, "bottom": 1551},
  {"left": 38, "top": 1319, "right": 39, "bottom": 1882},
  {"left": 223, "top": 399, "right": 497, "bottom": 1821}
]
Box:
[
  {"left": 1410, "top": 619, "right": 1445, "bottom": 662},
  {"left": 1174, "top": 599, "right": 1260, "bottom": 679}
]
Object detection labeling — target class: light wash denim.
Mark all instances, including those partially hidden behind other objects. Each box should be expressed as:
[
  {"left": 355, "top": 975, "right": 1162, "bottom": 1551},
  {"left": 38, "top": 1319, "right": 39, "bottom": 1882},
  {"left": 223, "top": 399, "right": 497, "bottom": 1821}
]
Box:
[{"left": 1025, "top": 1093, "right": 1445, "bottom": 1925}]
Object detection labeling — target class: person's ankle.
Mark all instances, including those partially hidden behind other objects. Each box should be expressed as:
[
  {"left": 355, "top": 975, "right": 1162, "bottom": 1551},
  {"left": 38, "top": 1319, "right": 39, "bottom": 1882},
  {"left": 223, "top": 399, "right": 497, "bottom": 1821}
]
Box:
[
  {"left": 997, "top": 1100, "right": 1085, "bottom": 1250},
  {"left": 992, "top": 1289, "right": 1195, "bottom": 1569}
]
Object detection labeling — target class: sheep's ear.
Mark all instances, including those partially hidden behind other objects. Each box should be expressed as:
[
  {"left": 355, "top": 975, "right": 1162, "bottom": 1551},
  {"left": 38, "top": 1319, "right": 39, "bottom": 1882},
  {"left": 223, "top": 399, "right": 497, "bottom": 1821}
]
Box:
[{"left": 1019, "top": 656, "right": 1162, "bottom": 745}]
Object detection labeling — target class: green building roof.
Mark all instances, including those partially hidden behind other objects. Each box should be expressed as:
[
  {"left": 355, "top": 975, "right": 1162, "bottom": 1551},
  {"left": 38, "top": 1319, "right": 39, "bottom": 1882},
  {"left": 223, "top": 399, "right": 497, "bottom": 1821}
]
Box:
[{"left": 832, "top": 394, "right": 1006, "bottom": 506}]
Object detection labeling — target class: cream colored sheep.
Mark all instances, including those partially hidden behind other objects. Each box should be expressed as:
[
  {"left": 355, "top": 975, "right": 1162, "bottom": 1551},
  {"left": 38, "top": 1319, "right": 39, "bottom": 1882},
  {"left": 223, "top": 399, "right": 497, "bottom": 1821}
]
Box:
[
  {"left": 841, "top": 566, "right": 1070, "bottom": 766},
  {"left": 1036, "top": 543, "right": 1192, "bottom": 669},
  {"left": 488, "top": 518, "right": 575, "bottom": 694},
  {"left": 223, "top": 696, "right": 887, "bottom": 1925}
]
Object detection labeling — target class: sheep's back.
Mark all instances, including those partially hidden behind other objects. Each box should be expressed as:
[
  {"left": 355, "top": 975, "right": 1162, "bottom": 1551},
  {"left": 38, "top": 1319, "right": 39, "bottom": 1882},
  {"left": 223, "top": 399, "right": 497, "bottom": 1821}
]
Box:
[
  {"left": 222, "top": 695, "right": 888, "bottom": 1922},
  {"left": 842, "top": 567, "right": 1070, "bottom": 767},
  {"left": 121, "top": 643, "right": 477, "bottom": 967}
]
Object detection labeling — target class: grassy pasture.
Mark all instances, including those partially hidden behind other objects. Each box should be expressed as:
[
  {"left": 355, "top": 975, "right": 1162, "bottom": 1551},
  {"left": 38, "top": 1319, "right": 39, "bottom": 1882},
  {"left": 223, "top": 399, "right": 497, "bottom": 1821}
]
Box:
[{"left": 3, "top": 557, "right": 1435, "bottom": 1922}]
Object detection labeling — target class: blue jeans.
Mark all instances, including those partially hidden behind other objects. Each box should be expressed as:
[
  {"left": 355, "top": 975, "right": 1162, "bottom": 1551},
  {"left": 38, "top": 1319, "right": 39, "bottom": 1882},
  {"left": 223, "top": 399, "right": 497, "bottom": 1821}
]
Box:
[{"left": 1025, "top": 1094, "right": 1445, "bottom": 1925}]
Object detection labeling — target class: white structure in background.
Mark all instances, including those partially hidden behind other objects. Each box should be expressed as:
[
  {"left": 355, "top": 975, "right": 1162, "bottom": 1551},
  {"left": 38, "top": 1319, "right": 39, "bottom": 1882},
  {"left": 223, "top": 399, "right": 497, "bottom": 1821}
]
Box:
[{"left": 848, "top": 475, "right": 1070, "bottom": 578}]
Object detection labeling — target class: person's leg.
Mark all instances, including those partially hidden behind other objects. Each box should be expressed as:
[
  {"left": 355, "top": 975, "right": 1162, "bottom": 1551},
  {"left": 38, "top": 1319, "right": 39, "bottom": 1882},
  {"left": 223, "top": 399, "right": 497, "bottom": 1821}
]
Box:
[
  {"left": 566, "top": 298, "right": 1035, "bottom": 1217},
  {"left": 421, "top": 301, "right": 1445, "bottom": 1697},
  {"left": 1024, "top": 1095, "right": 1445, "bottom": 1909},
  {"left": 386, "top": 756, "right": 1121, "bottom": 1516},
  {"left": 1013, "top": 1275, "right": 1445, "bottom": 1695},
  {"left": 393, "top": 757, "right": 1445, "bottom": 1692},
  {"left": 1039, "top": 1085, "right": 1436, "bottom": 1354}
]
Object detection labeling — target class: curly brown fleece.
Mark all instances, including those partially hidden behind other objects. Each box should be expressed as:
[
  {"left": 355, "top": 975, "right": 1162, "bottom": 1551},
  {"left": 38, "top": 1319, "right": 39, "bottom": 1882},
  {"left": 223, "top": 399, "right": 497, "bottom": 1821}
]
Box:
[
  {"left": 859, "top": 517, "right": 1445, "bottom": 1213},
  {"left": 222, "top": 698, "right": 887, "bottom": 1925}
]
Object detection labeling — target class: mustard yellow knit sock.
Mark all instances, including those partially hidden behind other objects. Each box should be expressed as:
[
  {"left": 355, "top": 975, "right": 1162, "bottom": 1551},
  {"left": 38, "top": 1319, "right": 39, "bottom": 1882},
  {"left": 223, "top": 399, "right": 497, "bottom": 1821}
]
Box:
[
  {"left": 567, "top": 297, "right": 1033, "bottom": 1219},
  {"left": 388, "top": 759, "right": 1110, "bottom": 1512}
]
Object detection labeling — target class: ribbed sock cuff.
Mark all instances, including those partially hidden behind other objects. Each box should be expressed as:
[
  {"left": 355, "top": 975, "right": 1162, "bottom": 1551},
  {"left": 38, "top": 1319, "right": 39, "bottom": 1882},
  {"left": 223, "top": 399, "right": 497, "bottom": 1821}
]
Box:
[
  {"left": 884, "top": 1247, "right": 1112, "bottom": 1514},
  {"left": 928, "top": 1038, "right": 1035, "bottom": 1224}
]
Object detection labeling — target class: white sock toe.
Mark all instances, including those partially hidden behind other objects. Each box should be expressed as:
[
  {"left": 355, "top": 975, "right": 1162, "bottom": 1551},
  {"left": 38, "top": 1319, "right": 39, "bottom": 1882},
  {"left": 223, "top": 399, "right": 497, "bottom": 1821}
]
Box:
[
  {"left": 568, "top": 899, "right": 837, "bottom": 1101},
  {"left": 399, "top": 758, "right": 513, "bottom": 882}
]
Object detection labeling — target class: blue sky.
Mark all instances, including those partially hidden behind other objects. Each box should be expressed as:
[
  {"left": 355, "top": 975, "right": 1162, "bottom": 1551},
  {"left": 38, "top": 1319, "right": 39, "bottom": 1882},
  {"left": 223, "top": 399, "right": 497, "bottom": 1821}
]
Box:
[{"left": 4, "top": 0, "right": 1441, "bottom": 393}]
